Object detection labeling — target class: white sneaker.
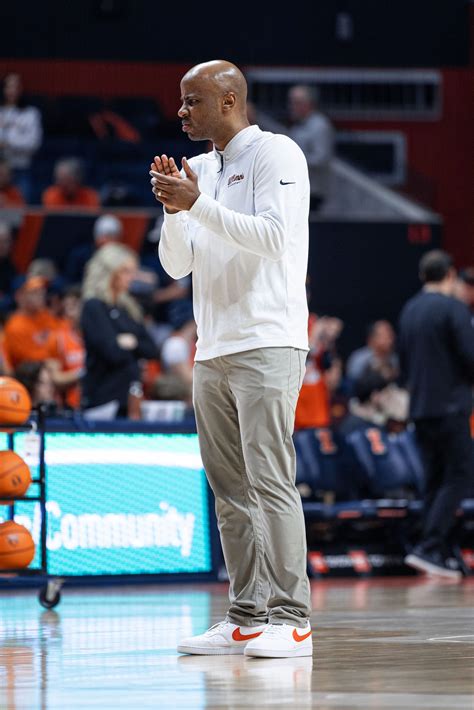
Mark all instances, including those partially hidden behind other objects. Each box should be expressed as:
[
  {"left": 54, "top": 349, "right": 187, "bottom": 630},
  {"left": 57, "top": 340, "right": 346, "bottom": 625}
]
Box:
[
  {"left": 244, "top": 622, "right": 313, "bottom": 658},
  {"left": 177, "top": 621, "right": 266, "bottom": 655}
]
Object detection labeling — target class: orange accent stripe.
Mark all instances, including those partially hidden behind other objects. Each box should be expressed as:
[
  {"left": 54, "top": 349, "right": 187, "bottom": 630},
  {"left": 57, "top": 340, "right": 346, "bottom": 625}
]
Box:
[
  {"left": 120, "top": 213, "right": 150, "bottom": 253},
  {"left": 292, "top": 628, "right": 312, "bottom": 642},
  {"left": 232, "top": 628, "right": 263, "bottom": 642},
  {"left": 11, "top": 212, "right": 44, "bottom": 273}
]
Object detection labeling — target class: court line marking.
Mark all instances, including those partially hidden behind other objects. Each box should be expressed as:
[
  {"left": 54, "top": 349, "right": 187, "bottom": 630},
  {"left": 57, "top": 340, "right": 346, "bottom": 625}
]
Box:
[{"left": 428, "top": 635, "right": 474, "bottom": 643}]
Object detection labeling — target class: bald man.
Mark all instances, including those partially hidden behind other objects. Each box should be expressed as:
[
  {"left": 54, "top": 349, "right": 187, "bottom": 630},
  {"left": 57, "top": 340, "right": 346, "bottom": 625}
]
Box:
[{"left": 150, "top": 60, "right": 312, "bottom": 659}]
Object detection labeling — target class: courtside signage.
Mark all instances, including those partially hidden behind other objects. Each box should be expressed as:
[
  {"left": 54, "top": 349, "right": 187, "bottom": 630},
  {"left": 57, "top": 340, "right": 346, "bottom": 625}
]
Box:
[{"left": 1, "top": 433, "right": 211, "bottom": 576}]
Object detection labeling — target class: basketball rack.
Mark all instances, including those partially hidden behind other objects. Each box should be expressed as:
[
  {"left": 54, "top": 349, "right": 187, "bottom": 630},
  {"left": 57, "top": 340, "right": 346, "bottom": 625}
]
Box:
[{"left": 0, "top": 406, "right": 63, "bottom": 608}]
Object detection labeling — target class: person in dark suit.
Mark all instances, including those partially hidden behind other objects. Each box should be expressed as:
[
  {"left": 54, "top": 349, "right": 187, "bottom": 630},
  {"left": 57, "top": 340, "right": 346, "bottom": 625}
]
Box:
[{"left": 398, "top": 250, "right": 474, "bottom": 579}]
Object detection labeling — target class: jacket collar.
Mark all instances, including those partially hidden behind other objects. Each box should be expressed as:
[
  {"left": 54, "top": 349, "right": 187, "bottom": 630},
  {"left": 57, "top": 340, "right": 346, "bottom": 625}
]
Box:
[{"left": 213, "top": 125, "right": 262, "bottom": 163}]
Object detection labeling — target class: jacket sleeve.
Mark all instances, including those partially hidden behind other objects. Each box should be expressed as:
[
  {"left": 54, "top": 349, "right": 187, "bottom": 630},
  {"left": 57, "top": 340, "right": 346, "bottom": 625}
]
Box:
[
  {"left": 158, "top": 210, "right": 194, "bottom": 279},
  {"left": 188, "top": 135, "right": 309, "bottom": 262},
  {"left": 81, "top": 299, "right": 135, "bottom": 366},
  {"left": 134, "top": 323, "right": 160, "bottom": 360},
  {"left": 450, "top": 302, "right": 474, "bottom": 380}
]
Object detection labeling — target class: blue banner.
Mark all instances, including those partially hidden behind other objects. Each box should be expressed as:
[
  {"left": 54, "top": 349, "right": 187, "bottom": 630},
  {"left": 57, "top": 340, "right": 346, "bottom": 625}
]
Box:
[{"left": 0, "top": 433, "right": 211, "bottom": 577}]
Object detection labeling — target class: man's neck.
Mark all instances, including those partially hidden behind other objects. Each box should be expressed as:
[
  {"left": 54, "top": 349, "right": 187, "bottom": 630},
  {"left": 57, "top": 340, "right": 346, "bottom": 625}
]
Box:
[
  {"left": 22, "top": 308, "right": 42, "bottom": 317},
  {"left": 214, "top": 121, "right": 250, "bottom": 152},
  {"left": 423, "top": 282, "right": 452, "bottom": 296}
]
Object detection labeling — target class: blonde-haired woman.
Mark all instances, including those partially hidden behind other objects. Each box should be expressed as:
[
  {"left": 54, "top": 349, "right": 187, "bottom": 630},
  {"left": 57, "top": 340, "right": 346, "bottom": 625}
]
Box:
[{"left": 81, "top": 242, "right": 158, "bottom": 417}]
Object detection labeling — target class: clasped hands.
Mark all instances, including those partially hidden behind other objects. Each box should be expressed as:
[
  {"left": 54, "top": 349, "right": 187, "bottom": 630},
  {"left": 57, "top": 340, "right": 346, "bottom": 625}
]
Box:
[{"left": 149, "top": 154, "right": 200, "bottom": 213}]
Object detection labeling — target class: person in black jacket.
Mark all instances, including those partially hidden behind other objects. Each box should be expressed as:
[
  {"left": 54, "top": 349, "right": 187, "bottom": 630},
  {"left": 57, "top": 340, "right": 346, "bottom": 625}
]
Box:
[
  {"left": 0, "top": 220, "right": 18, "bottom": 312},
  {"left": 81, "top": 242, "right": 158, "bottom": 417},
  {"left": 398, "top": 250, "right": 474, "bottom": 579}
]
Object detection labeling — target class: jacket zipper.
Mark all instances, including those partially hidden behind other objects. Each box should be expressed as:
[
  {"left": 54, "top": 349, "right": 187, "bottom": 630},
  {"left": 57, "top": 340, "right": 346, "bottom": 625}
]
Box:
[{"left": 214, "top": 153, "right": 225, "bottom": 199}]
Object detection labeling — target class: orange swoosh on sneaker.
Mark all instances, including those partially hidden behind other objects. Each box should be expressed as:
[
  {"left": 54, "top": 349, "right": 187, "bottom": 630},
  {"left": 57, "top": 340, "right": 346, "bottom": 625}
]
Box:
[
  {"left": 292, "top": 628, "right": 312, "bottom": 642},
  {"left": 232, "top": 627, "right": 263, "bottom": 642}
]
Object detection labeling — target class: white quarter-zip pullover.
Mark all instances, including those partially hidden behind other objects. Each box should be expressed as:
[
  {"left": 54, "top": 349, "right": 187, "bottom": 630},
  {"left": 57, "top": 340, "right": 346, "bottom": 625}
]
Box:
[{"left": 159, "top": 124, "right": 310, "bottom": 361}]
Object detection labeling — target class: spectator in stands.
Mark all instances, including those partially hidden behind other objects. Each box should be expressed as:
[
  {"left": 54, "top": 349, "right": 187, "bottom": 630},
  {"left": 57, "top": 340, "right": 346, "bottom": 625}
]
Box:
[
  {"left": 47, "top": 285, "right": 85, "bottom": 410},
  {"left": 3, "top": 275, "right": 61, "bottom": 369},
  {"left": 26, "top": 257, "right": 67, "bottom": 319},
  {"left": 399, "top": 250, "right": 474, "bottom": 579},
  {"left": 42, "top": 157, "right": 100, "bottom": 209},
  {"left": 346, "top": 320, "right": 399, "bottom": 385},
  {"left": 0, "top": 158, "right": 25, "bottom": 206},
  {"left": 0, "top": 221, "right": 18, "bottom": 310},
  {"left": 338, "top": 369, "right": 390, "bottom": 436},
  {"left": 379, "top": 384, "right": 410, "bottom": 433},
  {"left": 81, "top": 242, "right": 159, "bottom": 417},
  {"left": 456, "top": 267, "right": 474, "bottom": 321},
  {"left": 140, "top": 215, "right": 193, "bottom": 347},
  {"left": 295, "top": 313, "right": 343, "bottom": 430},
  {"left": 64, "top": 213, "right": 123, "bottom": 285},
  {"left": 0, "top": 73, "right": 42, "bottom": 202},
  {"left": 14, "top": 360, "right": 57, "bottom": 410},
  {"left": 249, "top": 84, "right": 334, "bottom": 211},
  {"left": 154, "top": 310, "right": 196, "bottom": 404},
  {"left": 27, "top": 257, "right": 57, "bottom": 282},
  {"left": 12, "top": 260, "right": 83, "bottom": 406}
]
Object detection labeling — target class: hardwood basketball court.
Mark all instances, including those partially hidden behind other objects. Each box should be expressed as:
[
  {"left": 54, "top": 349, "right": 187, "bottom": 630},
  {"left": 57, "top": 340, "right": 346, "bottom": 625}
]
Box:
[{"left": 1, "top": 577, "right": 472, "bottom": 709}]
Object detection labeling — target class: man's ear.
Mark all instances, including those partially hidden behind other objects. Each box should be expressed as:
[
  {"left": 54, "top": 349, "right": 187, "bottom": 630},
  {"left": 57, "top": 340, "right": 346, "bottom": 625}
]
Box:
[{"left": 222, "top": 92, "right": 236, "bottom": 112}]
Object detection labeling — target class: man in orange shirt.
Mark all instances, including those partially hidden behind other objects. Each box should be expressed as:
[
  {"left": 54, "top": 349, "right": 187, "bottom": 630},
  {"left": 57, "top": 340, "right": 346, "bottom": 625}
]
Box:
[
  {"left": 3, "top": 275, "right": 62, "bottom": 369},
  {"left": 0, "top": 158, "right": 25, "bottom": 207},
  {"left": 42, "top": 157, "right": 100, "bottom": 209},
  {"left": 47, "top": 286, "right": 85, "bottom": 409},
  {"left": 295, "top": 313, "right": 344, "bottom": 430}
]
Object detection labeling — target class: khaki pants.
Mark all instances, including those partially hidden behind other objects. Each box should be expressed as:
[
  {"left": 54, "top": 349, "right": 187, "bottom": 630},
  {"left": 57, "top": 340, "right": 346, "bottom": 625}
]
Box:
[{"left": 193, "top": 347, "right": 311, "bottom": 628}]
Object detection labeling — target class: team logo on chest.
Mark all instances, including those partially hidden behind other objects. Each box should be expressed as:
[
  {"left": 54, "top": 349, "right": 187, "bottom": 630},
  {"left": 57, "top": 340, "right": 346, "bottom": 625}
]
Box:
[{"left": 227, "top": 173, "right": 245, "bottom": 187}]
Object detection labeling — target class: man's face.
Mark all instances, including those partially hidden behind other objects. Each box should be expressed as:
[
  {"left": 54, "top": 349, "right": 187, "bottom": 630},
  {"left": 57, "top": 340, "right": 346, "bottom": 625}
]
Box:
[
  {"left": 96, "top": 233, "right": 121, "bottom": 248},
  {"left": 455, "top": 278, "right": 474, "bottom": 308},
  {"left": 111, "top": 258, "right": 137, "bottom": 296},
  {"left": 63, "top": 294, "right": 81, "bottom": 323},
  {"left": 21, "top": 286, "right": 46, "bottom": 314},
  {"left": 288, "top": 88, "right": 313, "bottom": 122},
  {"left": 370, "top": 323, "right": 395, "bottom": 355},
  {"left": 4, "top": 74, "right": 22, "bottom": 105},
  {"left": 178, "top": 76, "right": 223, "bottom": 143},
  {"left": 55, "top": 166, "right": 80, "bottom": 196}
]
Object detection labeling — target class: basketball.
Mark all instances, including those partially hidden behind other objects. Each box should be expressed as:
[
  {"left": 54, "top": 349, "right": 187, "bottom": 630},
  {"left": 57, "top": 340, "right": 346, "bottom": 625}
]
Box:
[
  {"left": 0, "top": 521, "right": 35, "bottom": 569},
  {"left": 0, "top": 451, "right": 32, "bottom": 500},
  {"left": 0, "top": 377, "right": 32, "bottom": 426}
]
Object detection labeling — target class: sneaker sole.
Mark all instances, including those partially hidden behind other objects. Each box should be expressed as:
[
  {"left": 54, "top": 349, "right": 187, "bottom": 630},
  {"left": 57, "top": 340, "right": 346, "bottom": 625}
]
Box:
[
  {"left": 405, "top": 554, "right": 462, "bottom": 580},
  {"left": 244, "top": 645, "right": 313, "bottom": 659},
  {"left": 177, "top": 644, "right": 245, "bottom": 655}
]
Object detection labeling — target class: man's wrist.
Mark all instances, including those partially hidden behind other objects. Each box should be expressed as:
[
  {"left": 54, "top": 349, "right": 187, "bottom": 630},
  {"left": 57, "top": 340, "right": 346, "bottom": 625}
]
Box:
[{"left": 187, "top": 191, "right": 201, "bottom": 211}]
